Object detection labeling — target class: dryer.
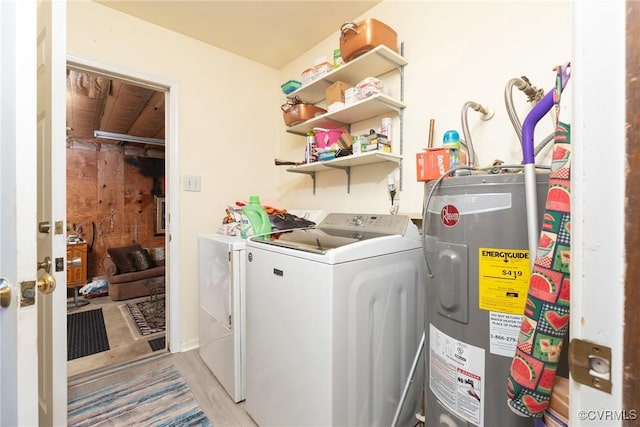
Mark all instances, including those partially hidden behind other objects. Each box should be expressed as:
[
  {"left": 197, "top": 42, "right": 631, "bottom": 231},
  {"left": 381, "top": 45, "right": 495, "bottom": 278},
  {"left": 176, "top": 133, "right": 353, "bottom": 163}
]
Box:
[
  {"left": 244, "top": 213, "right": 425, "bottom": 427},
  {"left": 198, "top": 234, "right": 246, "bottom": 402}
]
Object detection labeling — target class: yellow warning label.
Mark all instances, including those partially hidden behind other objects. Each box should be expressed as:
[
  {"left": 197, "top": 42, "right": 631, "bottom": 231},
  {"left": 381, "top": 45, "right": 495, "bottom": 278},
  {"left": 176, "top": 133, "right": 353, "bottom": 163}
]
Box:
[{"left": 478, "top": 247, "right": 531, "bottom": 314}]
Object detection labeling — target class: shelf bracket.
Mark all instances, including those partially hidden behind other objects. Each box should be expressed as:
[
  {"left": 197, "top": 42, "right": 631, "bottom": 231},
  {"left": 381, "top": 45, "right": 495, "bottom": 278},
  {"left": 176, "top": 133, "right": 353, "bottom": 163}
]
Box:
[
  {"left": 399, "top": 41, "right": 405, "bottom": 192},
  {"left": 325, "top": 165, "right": 351, "bottom": 193},
  {"left": 287, "top": 169, "right": 319, "bottom": 194},
  {"left": 399, "top": 108, "right": 404, "bottom": 191},
  {"left": 345, "top": 166, "right": 351, "bottom": 193}
]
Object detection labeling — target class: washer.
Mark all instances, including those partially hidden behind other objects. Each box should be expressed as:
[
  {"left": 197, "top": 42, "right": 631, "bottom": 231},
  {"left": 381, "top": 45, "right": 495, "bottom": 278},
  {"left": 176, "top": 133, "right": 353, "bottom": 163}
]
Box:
[{"left": 245, "top": 213, "right": 425, "bottom": 427}]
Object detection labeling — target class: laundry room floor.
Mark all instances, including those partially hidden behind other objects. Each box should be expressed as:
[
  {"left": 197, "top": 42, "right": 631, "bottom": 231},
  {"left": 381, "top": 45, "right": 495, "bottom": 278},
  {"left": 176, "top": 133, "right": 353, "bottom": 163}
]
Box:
[
  {"left": 67, "top": 294, "right": 163, "bottom": 377},
  {"left": 68, "top": 350, "right": 257, "bottom": 427}
]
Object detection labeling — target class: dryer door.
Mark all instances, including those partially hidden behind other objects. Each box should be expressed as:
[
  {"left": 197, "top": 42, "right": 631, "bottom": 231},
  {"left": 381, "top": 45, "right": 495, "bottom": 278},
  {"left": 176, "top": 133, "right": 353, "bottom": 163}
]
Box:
[{"left": 199, "top": 236, "right": 232, "bottom": 329}]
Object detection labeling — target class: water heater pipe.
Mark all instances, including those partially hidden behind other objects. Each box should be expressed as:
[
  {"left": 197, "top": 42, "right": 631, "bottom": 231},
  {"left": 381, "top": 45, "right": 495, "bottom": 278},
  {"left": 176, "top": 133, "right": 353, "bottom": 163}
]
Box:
[
  {"left": 461, "top": 101, "right": 494, "bottom": 168},
  {"left": 504, "top": 76, "right": 544, "bottom": 144},
  {"left": 521, "top": 64, "right": 570, "bottom": 268},
  {"left": 504, "top": 76, "right": 557, "bottom": 159}
]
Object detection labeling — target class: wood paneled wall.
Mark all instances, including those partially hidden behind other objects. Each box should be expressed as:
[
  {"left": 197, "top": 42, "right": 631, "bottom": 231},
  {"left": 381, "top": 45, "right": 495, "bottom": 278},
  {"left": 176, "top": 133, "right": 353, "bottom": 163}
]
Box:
[
  {"left": 625, "top": 0, "right": 640, "bottom": 418},
  {"left": 67, "top": 143, "right": 165, "bottom": 280}
]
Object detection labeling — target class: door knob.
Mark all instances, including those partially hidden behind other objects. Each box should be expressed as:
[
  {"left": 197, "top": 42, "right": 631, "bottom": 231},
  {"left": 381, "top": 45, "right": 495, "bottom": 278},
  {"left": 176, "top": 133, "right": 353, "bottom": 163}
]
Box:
[
  {"left": 38, "top": 256, "right": 52, "bottom": 273},
  {"left": 0, "top": 278, "right": 11, "bottom": 308},
  {"left": 37, "top": 273, "right": 56, "bottom": 294},
  {"left": 67, "top": 256, "right": 82, "bottom": 268}
]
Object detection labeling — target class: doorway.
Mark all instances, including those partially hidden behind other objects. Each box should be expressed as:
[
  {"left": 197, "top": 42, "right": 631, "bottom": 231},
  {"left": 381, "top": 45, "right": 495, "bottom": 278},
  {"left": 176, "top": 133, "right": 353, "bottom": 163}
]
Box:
[{"left": 65, "top": 64, "right": 169, "bottom": 377}]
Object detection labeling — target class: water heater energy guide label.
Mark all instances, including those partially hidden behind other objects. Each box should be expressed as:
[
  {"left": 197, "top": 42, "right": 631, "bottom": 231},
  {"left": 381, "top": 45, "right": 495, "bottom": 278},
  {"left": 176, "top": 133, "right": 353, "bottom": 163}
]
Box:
[
  {"left": 429, "top": 324, "right": 485, "bottom": 426},
  {"left": 478, "top": 247, "right": 530, "bottom": 314}
]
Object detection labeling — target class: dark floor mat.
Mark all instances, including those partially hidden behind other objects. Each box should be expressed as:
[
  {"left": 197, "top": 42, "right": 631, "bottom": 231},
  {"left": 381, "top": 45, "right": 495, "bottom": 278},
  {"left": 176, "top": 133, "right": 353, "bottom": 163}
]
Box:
[
  {"left": 67, "top": 308, "right": 110, "bottom": 361},
  {"left": 148, "top": 336, "right": 166, "bottom": 352}
]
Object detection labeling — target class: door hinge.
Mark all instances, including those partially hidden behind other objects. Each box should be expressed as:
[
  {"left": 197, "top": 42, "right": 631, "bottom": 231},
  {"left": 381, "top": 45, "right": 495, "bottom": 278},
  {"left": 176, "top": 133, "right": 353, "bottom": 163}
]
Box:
[{"left": 568, "top": 338, "right": 612, "bottom": 393}]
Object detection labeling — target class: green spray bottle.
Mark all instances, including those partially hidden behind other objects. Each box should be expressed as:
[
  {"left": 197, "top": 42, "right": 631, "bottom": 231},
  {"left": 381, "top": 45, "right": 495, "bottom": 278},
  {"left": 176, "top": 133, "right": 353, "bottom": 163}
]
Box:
[{"left": 241, "top": 195, "right": 271, "bottom": 240}]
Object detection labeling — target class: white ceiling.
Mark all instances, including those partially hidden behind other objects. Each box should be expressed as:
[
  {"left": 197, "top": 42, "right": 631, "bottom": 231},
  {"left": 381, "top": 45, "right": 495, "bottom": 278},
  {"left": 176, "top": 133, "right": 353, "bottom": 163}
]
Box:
[{"left": 95, "top": 0, "right": 382, "bottom": 69}]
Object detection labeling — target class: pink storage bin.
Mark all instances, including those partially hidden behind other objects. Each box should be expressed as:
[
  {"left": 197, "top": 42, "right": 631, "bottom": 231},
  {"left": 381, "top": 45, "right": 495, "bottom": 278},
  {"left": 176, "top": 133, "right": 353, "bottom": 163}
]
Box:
[{"left": 313, "top": 128, "right": 345, "bottom": 149}]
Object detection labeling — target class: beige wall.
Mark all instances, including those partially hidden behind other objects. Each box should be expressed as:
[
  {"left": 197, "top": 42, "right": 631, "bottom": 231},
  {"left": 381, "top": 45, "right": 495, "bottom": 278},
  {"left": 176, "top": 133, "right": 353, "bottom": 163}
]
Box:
[
  {"left": 277, "top": 1, "right": 572, "bottom": 216},
  {"left": 68, "top": 0, "right": 280, "bottom": 348},
  {"left": 68, "top": 0, "right": 572, "bottom": 349}
]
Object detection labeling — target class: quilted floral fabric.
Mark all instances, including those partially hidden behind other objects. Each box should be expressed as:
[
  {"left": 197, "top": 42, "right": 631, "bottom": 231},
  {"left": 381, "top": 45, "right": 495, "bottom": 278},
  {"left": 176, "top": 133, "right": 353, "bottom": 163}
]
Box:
[{"left": 506, "top": 120, "right": 571, "bottom": 417}]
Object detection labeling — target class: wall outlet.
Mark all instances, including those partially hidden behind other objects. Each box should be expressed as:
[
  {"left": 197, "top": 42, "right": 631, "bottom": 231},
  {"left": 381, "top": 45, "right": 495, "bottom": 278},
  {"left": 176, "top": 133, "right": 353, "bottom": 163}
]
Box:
[{"left": 184, "top": 175, "right": 201, "bottom": 192}]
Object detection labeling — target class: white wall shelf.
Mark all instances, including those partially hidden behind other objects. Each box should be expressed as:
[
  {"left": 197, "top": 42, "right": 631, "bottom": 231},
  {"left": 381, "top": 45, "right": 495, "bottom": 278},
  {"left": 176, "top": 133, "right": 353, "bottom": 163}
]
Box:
[
  {"left": 288, "top": 45, "right": 407, "bottom": 104},
  {"left": 287, "top": 152, "right": 402, "bottom": 194},
  {"left": 282, "top": 43, "right": 406, "bottom": 194},
  {"left": 285, "top": 94, "right": 406, "bottom": 136}
]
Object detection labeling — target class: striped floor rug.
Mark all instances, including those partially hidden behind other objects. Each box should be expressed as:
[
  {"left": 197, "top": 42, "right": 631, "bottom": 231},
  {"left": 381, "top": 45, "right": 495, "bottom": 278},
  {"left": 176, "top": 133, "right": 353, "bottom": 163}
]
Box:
[
  {"left": 123, "top": 297, "right": 166, "bottom": 338},
  {"left": 68, "top": 365, "right": 212, "bottom": 426}
]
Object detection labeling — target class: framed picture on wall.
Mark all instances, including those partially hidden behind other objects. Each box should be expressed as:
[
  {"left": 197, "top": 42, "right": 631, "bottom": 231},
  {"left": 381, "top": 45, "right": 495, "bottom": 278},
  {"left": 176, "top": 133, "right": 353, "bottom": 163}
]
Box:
[{"left": 154, "top": 195, "right": 166, "bottom": 235}]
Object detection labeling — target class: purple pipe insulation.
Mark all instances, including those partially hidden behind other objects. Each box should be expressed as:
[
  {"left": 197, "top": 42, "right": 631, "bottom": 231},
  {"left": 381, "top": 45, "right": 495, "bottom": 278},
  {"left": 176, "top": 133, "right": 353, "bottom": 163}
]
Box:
[
  {"left": 521, "top": 66, "right": 570, "bottom": 164},
  {"left": 521, "top": 90, "right": 554, "bottom": 165}
]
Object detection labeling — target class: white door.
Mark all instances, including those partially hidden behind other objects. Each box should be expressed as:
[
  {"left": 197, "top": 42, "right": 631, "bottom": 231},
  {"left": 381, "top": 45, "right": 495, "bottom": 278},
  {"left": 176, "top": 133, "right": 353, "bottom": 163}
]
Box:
[
  {"left": 570, "top": 1, "right": 625, "bottom": 426},
  {"left": 0, "top": 0, "right": 39, "bottom": 425},
  {"left": 0, "top": 0, "right": 66, "bottom": 425},
  {"left": 36, "top": 0, "right": 67, "bottom": 425}
]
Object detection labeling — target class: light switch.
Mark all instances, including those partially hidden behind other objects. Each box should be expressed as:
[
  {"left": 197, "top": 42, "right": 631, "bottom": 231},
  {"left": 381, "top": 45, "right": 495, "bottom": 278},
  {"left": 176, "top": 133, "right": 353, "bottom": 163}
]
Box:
[{"left": 184, "top": 175, "right": 201, "bottom": 192}]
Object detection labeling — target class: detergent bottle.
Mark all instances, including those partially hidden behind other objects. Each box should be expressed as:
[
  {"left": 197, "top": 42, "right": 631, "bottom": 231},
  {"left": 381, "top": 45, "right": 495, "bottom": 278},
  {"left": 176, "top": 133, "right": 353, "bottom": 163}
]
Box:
[{"left": 241, "top": 196, "right": 271, "bottom": 240}]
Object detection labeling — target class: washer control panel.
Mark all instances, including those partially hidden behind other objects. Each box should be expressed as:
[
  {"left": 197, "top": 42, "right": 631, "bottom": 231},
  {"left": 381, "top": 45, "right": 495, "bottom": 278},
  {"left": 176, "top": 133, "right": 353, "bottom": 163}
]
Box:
[{"left": 318, "top": 213, "right": 410, "bottom": 235}]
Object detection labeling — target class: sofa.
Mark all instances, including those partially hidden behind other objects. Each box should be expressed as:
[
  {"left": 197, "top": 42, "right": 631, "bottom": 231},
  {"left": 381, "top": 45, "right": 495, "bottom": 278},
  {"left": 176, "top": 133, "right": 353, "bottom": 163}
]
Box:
[{"left": 103, "top": 244, "right": 165, "bottom": 301}]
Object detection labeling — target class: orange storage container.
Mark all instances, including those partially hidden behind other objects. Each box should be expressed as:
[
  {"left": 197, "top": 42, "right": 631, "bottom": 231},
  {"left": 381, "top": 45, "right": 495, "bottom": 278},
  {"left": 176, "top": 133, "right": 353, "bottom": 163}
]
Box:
[
  {"left": 339, "top": 18, "right": 397, "bottom": 63},
  {"left": 281, "top": 98, "right": 327, "bottom": 127}
]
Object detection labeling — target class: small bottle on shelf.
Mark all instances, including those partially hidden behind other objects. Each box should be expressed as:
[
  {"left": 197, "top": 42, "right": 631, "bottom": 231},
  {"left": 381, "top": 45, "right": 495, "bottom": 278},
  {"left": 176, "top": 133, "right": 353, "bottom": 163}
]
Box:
[
  {"left": 305, "top": 131, "right": 317, "bottom": 163},
  {"left": 381, "top": 117, "right": 392, "bottom": 141},
  {"left": 352, "top": 135, "right": 366, "bottom": 155}
]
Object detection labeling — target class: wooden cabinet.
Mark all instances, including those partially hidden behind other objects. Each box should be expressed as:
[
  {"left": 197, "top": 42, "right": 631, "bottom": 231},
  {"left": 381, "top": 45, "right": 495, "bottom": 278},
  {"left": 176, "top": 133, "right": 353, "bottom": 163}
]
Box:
[{"left": 67, "top": 242, "right": 87, "bottom": 288}]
